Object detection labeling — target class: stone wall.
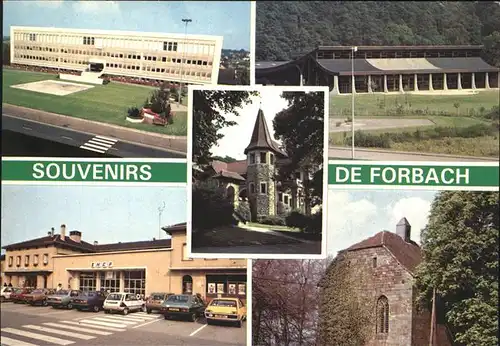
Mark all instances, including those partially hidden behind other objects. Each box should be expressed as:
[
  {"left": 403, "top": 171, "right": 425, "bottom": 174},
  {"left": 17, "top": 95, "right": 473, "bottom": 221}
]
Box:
[
  {"left": 346, "top": 247, "right": 414, "bottom": 346},
  {"left": 246, "top": 162, "right": 276, "bottom": 220}
]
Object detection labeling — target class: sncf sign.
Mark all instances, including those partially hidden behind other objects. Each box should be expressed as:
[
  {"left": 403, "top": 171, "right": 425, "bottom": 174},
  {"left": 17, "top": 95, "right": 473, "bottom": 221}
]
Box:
[{"left": 91, "top": 261, "right": 113, "bottom": 269}]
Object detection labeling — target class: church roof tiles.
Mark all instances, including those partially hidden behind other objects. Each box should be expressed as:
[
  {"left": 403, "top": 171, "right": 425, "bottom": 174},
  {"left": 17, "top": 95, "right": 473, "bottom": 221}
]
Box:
[{"left": 346, "top": 231, "right": 422, "bottom": 274}]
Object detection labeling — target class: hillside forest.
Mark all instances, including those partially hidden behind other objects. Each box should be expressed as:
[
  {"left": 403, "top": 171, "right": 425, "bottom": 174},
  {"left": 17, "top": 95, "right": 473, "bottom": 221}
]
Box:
[{"left": 255, "top": 1, "right": 500, "bottom": 67}]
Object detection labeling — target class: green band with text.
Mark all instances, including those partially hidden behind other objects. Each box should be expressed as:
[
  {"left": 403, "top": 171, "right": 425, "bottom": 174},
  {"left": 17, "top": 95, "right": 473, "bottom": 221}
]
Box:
[
  {"left": 328, "top": 164, "right": 499, "bottom": 187},
  {"left": 1, "top": 160, "right": 187, "bottom": 183}
]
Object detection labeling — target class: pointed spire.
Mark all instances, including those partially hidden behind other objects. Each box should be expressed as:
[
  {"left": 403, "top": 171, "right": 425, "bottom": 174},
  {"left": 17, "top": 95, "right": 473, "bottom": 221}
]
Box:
[{"left": 244, "top": 108, "right": 286, "bottom": 157}]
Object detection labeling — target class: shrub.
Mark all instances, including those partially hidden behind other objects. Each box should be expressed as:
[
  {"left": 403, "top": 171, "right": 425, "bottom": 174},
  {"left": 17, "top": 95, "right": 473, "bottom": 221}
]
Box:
[
  {"left": 235, "top": 201, "right": 251, "bottom": 223},
  {"left": 285, "top": 211, "right": 309, "bottom": 229},
  {"left": 258, "top": 215, "right": 286, "bottom": 226},
  {"left": 192, "top": 182, "right": 234, "bottom": 230},
  {"left": 344, "top": 131, "right": 391, "bottom": 148},
  {"left": 127, "top": 107, "right": 142, "bottom": 119},
  {"left": 304, "top": 209, "right": 323, "bottom": 234}
]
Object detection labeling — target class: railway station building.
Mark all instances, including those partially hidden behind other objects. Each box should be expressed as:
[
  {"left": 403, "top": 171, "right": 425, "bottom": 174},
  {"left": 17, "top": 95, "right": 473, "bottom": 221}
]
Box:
[{"left": 1, "top": 224, "right": 247, "bottom": 303}]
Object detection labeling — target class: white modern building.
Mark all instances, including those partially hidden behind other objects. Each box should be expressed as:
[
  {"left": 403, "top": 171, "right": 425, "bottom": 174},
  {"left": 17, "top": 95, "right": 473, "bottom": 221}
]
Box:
[{"left": 10, "top": 26, "right": 223, "bottom": 85}]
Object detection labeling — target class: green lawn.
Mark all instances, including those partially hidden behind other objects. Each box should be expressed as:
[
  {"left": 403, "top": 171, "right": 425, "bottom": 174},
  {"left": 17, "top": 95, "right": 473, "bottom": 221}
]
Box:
[
  {"left": 329, "top": 115, "right": 492, "bottom": 145},
  {"left": 330, "top": 91, "right": 500, "bottom": 117},
  {"left": 2, "top": 68, "right": 187, "bottom": 136},
  {"left": 328, "top": 91, "right": 499, "bottom": 157}
]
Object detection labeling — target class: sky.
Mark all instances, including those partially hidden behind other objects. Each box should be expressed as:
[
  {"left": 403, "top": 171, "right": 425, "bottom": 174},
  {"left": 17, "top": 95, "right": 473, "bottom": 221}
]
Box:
[
  {"left": 3, "top": 0, "right": 251, "bottom": 50},
  {"left": 326, "top": 189, "right": 438, "bottom": 256},
  {"left": 210, "top": 90, "right": 291, "bottom": 160},
  {"left": 1, "top": 185, "right": 187, "bottom": 254}
]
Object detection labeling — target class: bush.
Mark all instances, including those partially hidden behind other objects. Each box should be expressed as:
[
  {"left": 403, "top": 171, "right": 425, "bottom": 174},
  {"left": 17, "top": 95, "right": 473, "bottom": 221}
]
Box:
[
  {"left": 285, "top": 211, "right": 309, "bottom": 229},
  {"left": 127, "top": 107, "right": 142, "bottom": 119},
  {"left": 192, "top": 182, "right": 234, "bottom": 230},
  {"left": 235, "top": 202, "right": 251, "bottom": 222},
  {"left": 285, "top": 210, "right": 323, "bottom": 234},
  {"left": 344, "top": 131, "right": 391, "bottom": 148},
  {"left": 258, "top": 215, "right": 286, "bottom": 226},
  {"left": 304, "top": 209, "right": 323, "bottom": 234}
]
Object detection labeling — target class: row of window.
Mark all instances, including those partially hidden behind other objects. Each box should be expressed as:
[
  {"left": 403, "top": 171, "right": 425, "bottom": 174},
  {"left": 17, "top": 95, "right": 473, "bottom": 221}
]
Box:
[
  {"left": 15, "top": 32, "right": 216, "bottom": 56},
  {"left": 78, "top": 271, "right": 146, "bottom": 297},
  {"left": 104, "top": 62, "right": 212, "bottom": 78},
  {"left": 317, "top": 50, "right": 477, "bottom": 59},
  {"left": 8, "top": 254, "right": 49, "bottom": 267},
  {"left": 249, "top": 182, "right": 268, "bottom": 195},
  {"left": 14, "top": 45, "right": 212, "bottom": 66},
  {"left": 249, "top": 152, "right": 276, "bottom": 165}
]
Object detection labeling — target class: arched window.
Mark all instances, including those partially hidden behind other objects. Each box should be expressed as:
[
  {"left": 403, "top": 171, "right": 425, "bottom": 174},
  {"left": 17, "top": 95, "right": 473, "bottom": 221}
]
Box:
[
  {"left": 376, "top": 296, "right": 389, "bottom": 334},
  {"left": 226, "top": 185, "right": 235, "bottom": 202},
  {"left": 182, "top": 275, "right": 193, "bottom": 294}
]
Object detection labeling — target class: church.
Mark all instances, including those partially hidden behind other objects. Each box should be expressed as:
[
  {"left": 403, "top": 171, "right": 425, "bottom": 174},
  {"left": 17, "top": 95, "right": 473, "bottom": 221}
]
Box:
[
  {"left": 318, "top": 218, "right": 453, "bottom": 345},
  {"left": 201, "top": 107, "right": 307, "bottom": 222}
]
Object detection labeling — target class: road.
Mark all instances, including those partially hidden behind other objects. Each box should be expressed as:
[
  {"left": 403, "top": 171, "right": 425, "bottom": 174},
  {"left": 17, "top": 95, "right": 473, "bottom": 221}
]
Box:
[
  {"left": 0, "top": 302, "right": 245, "bottom": 346},
  {"left": 328, "top": 146, "right": 499, "bottom": 162},
  {"left": 2, "top": 115, "right": 186, "bottom": 158},
  {"left": 193, "top": 242, "right": 322, "bottom": 256}
]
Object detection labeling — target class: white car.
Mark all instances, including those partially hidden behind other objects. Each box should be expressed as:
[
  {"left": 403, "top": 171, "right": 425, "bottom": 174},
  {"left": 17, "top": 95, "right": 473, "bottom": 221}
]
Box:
[
  {"left": 1, "top": 287, "right": 15, "bottom": 302},
  {"left": 103, "top": 292, "right": 146, "bottom": 315}
]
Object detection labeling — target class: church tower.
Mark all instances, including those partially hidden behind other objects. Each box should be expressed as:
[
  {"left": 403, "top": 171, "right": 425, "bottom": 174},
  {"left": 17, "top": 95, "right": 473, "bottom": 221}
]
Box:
[{"left": 244, "top": 108, "right": 287, "bottom": 221}]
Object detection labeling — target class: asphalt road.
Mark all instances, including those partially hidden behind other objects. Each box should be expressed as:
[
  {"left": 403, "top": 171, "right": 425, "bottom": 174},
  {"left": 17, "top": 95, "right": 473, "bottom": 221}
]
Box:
[
  {"left": 0, "top": 302, "right": 246, "bottom": 346},
  {"left": 328, "top": 146, "right": 499, "bottom": 162},
  {"left": 2, "top": 114, "right": 186, "bottom": 158},
  {"left": 193, "top": 242, "right": 322, "bottom": 255}
]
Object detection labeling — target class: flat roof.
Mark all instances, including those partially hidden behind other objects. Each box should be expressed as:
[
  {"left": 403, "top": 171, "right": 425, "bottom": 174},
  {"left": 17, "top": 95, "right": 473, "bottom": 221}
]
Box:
[
  {"left": 317, "top": 57, "right": 499, "bottom": 75},
  {"left": 11, "top": 26, "right": 223, "bottom": 42},
  {"left": 256, "top": 57, "right": 499, "bottom": 75},
  {"left": 317, "top": 45, "right": 484, "bottom": 51}
]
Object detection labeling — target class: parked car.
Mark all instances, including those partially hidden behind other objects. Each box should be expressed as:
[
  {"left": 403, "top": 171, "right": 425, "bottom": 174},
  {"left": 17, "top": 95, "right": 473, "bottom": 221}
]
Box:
[
  {"left": 205, "top": 297, "right": 247, "bottom": 328},
  {"left": 11, "top": 288, "right": 33, "bottom": 304},
  {"left": 1, "top": 287, "right": 16, "bottom": 302},
  {"left": 146, "top": 292, "right": 175, "bottom": 314},
  {"left": 46, "top": 289, "right": 81, "bottom": 309},
  {"left": 160, "top": 294, "right": 206, "bottom": 322},
  {"left": 103, "top": 292, "right": 146, "bottom": 315},
  {"left": 24, "top": 288, "right": 56, "bottom": 306},
  {"left": 73, "top": 291, "right": 108, "bottom": 312}
]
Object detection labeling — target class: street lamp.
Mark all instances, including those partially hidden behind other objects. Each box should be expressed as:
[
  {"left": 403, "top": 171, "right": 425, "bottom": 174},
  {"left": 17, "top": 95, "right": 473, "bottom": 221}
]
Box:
[
  {"left": 351, "top": 46, "right": 358, "bottom": 160},
  {"left": 179, "top": 18, "right": 192, "bottom": 105}
]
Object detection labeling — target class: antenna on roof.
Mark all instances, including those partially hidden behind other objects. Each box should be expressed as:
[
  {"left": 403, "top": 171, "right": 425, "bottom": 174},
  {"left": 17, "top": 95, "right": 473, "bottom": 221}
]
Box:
[{"left": 158, "top": 202, "right": 166, "bottom": 240}]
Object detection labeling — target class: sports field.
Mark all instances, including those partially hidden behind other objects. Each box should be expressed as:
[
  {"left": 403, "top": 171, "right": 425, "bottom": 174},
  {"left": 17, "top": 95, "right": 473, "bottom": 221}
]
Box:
[
  {"left": 328, "top": 91, "right": 499, "bottom": 157},
  {"left": 330, "top": 91, "right": 500, "bottom": 117},
  {"left": 2, "top": 68, "right": 188, "bottom": 136}
]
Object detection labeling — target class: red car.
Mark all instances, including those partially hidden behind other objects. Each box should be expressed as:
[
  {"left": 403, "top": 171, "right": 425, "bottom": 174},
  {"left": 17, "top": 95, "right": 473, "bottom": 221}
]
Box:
[{"left": 11, "top": 288, "right": 33, "bottom": 304}]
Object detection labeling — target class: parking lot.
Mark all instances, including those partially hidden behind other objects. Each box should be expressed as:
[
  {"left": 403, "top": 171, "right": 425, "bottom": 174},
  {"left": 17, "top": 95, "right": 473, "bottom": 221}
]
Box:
[{"left": 0, "top": 302, "right": 246, "bottom": 345}]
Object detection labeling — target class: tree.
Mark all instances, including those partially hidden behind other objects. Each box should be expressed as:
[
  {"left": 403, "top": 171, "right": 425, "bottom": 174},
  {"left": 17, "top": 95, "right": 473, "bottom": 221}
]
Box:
[
  {"left": 148, "top": 82, "right": 171, "bottom": 115},
  {"left": 253, "top": 259, "right": 329, "bottom": 346},
  {"left": 192, "top": 90, "right": 257, "bottom": 166},
  {"left": 273, "top": 91, "right": 324, "bottom": 215},
  {"left": 317, "top": 254, "right": 371, "bottom": 346},
  {"left": 211, "top": 155, "right": 238, "bottom": 163},
  {"left": 415, "top": 191, "right": 499, "bottom": 346},
  {"left": 3, "top": 41, "right": 10, "bottom": 66}
]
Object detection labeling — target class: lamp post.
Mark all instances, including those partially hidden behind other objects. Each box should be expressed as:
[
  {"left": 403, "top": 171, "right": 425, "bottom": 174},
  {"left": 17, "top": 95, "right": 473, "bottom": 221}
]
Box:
[
  {"left": 351, "top": 46, "right": 358, "bottom": 160},
  {"left": 158, "top": 202, "right": 166, "bottom": 240},
  {"left": 179, "top": 18, "right": 192, "bottom": 105}
]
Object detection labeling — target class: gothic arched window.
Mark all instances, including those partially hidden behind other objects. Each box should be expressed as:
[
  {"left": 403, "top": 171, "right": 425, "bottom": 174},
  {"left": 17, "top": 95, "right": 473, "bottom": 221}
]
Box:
[{"left": 376, "top": 296, "right": 389, "bottom": 334}]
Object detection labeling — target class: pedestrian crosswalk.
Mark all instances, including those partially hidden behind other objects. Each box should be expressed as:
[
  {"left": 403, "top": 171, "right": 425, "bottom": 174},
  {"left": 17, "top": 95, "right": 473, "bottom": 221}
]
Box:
[
  {"left": 0, "top": 312, "right": 161, "bottom": 345},
  {"left": 80, "top": 135, "right": 118, "bottom": 154}
]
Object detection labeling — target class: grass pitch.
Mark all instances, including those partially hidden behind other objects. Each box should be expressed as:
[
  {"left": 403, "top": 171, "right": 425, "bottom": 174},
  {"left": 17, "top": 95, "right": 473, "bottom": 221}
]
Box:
[{"left": 2, "top": 68, "right": 187, "bottom": 136}]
